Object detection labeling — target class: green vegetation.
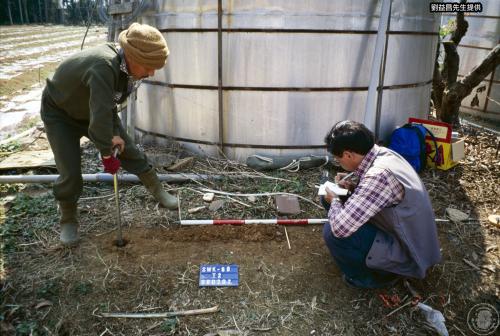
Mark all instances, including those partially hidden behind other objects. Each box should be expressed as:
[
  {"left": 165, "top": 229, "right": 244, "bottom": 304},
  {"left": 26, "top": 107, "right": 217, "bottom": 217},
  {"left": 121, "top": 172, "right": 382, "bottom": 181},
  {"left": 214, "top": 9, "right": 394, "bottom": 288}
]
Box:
[
  {"left": 0, "top": 140, "right": 23, "bottom": 154},
  {"left": 160, "top": 318, "right": 178, "bottom": 334},
  {"left": 73, "top": 281, "right": 93, "bottom": 296},
  {"left": 0, "top": 183, "right": 22, "bottom": 195},
  {"left": 0, "top": 194, "right": 57, "bottom": 253},
  {"left": 440, "top": 18, "right": 456, "bottom": 38},
  {"left": 289, "top": 176, "right": 305, "bottom": 193},
  {"left": 15, "top": 321, "right": 41, "bottom": 336},
  {"left": 37, "top": 280, "right": 60, "bottom": 300},
  {"left": 18, "top": 116, "right": 40, "bottom": 133}
]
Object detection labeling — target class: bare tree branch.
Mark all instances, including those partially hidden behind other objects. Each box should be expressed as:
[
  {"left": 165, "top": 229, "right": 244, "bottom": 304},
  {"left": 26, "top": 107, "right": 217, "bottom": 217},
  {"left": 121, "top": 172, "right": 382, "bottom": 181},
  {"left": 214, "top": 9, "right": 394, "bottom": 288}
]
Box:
[
  {"left": 451, "top": 2, "right": 469, "bottom": 46},
  {"left": 432, "top": 42, "right": 445, "bottom": 117},
  {"left": 462, "top": 44, "right": 500, "bottom": 91},
  {"left": 440, "top": 44, "right": 500, "bottom": 124},
  {"left": 443, "top": 42, "right": 459, "bottom": 85}
]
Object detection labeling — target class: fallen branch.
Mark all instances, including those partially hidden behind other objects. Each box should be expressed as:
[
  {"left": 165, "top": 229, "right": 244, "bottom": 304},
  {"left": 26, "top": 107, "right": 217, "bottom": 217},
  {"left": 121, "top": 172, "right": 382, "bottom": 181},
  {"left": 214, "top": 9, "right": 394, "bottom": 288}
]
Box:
[
  {"left": 251, "top": 327, "right": 273, "bottom": 332},
  {"left": 101, "top": 305, "right": 219, "bottom": 318},
  {"left": 462, "top": 258, "right": 481, "bottom": 271},
  {"left": 386, "top": 300, "right": 412, "bottom": 317}
]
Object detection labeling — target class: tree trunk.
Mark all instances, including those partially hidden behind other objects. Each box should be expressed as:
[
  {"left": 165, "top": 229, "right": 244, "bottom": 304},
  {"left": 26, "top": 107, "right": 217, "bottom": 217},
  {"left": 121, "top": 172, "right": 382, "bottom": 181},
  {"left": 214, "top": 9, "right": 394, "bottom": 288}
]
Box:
[
  {"left": 451, "top": 7, "right": 468, "bottom": 46},
  {"left": 38, "top": 0, "right": 43, "bottom": 23},
  {"left": 18, "top": 0, "right": 24, "bottom": 23},
  {"left": 7, "top": 0, "right": 14, "bottom": 25},
  {"left": 431, "top": 42, "right": 445, "bottom": 117},
  {"left": 70, "top": 0, "right": 82, "bottom": 25},
  {"left": 443, "top": 41, "right": 459, "bottom": 85},
  {"left": 59, "top": 0, "right": 64, "bottom": 24},
  {"left": 22, "top": 0, "right": 29, "bottom": 24},
  {"left": 431, "top": 3, "right": 468, "bottom": 126},
  {"left": 44, "top": 0, "right": 49, "bottom": 23},
  {"left": 440, "top": 44, "right": 500, "bottom": 124}
]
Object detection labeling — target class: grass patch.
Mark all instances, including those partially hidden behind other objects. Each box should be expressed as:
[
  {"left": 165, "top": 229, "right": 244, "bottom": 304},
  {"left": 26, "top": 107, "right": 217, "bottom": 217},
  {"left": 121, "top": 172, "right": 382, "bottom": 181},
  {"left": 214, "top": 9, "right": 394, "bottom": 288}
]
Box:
[
  {"left": 36, "top": 279, "right": 60, "bottom": 300},
  {"left": 160, "top": 318, "right": 178, "bottom": 334},
  {"left": 15, "top": 321, "right": 42, "bottom": 336},
  {"left": 0, "top": 140, "right": 23, "bottom": 153},
  {"left": 73, "top": 281, "right": 93, "bottom": 296},
  {"left": 18, "top": 116, "right": 40, "bottom": 133},
  {"left": 0, "top": 193, "right": 57, "bottom": 253}
]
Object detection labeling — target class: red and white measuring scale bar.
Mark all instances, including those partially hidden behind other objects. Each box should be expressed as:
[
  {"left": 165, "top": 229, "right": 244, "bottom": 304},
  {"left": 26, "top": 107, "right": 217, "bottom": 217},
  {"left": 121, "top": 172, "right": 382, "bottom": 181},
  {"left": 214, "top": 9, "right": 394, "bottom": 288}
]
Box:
[{"left": 180, "top": 219, "right": 328, "bottom": 225}]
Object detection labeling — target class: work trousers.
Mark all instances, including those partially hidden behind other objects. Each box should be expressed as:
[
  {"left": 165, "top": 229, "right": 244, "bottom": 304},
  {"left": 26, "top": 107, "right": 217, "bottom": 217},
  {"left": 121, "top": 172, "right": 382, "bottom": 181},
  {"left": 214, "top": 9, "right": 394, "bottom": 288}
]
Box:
[
  {"left": 40, "top": 91, "right": 150, "bottom": 203},
  {"left": 321, "top": 197, "right": 397, "bottom": 287}
]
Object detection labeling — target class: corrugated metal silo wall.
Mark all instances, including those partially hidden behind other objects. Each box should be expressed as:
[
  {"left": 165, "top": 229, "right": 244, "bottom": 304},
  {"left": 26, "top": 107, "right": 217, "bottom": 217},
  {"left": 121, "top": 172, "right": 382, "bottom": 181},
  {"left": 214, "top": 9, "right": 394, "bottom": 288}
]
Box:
[
  {"left": 133, "top": 0, "right": 440, "bottom": 161},
  {"left": 442, "top": 0, "right": 500, "bottom": 121}
]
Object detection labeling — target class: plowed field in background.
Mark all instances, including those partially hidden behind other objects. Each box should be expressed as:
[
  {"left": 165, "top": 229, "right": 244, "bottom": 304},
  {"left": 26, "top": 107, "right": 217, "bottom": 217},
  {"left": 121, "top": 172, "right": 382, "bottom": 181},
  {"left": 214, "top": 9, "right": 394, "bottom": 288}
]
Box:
[{"left": 0, "top": 25, "right": 107, "bottom": 139}]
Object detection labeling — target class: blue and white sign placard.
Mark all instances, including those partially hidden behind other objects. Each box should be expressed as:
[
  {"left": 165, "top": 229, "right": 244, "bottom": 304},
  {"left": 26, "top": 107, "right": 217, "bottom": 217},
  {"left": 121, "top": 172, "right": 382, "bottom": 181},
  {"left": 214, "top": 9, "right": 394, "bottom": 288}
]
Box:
[{"left": 199, "top": 264, "right": 239, "bottom": 287}]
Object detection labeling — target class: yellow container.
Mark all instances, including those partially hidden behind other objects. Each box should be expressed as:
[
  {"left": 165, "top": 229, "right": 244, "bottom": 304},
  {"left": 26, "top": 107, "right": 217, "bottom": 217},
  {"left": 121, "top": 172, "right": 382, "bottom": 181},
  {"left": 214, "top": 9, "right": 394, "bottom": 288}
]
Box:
[{"left": 409, "top": 118, "right": 465, "bottom": 170}]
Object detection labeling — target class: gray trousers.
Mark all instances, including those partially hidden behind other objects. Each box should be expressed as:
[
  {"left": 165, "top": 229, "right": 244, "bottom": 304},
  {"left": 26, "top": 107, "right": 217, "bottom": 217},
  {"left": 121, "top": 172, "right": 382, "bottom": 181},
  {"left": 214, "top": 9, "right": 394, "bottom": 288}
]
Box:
[{"left": 40, "top": 91, "right": 150, "bottom": 203}]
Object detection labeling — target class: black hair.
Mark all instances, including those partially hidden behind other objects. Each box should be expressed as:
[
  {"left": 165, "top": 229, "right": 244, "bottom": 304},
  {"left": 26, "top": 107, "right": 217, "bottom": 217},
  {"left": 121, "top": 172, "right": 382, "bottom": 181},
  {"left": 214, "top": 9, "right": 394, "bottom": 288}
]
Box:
[{"left": 324, "top": 120, "right": 375, "bottom": 156}]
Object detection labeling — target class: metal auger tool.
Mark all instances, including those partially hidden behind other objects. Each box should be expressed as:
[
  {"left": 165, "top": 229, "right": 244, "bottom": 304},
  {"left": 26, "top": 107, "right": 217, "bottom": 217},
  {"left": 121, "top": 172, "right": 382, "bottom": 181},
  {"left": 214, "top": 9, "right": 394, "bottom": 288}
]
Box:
[{"left": 112, "top": 147, "right": 127, "bottom": 247}]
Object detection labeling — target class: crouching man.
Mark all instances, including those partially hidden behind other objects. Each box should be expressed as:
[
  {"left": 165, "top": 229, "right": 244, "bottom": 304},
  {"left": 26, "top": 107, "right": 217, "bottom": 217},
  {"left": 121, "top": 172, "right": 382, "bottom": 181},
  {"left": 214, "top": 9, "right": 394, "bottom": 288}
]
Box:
[
  {"left": 40, "top": 23, "right": 178, "bottom": 246},
  {"left": 322, "top": 120, "right": 441, "bottom": 288}
]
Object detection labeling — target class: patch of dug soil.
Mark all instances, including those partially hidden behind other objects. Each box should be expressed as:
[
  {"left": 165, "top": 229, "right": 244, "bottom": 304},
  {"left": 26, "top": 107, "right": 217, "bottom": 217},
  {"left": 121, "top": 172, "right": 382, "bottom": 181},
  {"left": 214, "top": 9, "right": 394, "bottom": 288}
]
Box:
[
  {"left": 123, "top": 225, "right": 285, "bottom": 243},
  {"left": 52, "top": 225, "right": 342, "bottom": 335}
]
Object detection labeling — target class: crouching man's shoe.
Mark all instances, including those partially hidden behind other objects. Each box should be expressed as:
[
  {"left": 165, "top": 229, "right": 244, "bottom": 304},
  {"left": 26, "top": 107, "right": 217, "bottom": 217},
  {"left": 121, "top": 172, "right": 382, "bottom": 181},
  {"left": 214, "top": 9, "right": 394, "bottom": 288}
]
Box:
[
  {"left": 342, "top": 274, "right": 400, "bottom": 289},
  {"left": 138, "top": 168, "right": 178, "bottom": 209},
  {"left": 59, "top": 201, "right": 79, "bottom": 246}
]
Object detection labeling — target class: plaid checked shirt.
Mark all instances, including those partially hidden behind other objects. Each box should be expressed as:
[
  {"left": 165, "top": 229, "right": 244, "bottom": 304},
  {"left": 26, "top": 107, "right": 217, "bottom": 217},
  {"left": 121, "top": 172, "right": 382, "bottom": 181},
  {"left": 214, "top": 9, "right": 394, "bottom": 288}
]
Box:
[{"left": 328, "top": 145, "right": 405, "bottom": 238}]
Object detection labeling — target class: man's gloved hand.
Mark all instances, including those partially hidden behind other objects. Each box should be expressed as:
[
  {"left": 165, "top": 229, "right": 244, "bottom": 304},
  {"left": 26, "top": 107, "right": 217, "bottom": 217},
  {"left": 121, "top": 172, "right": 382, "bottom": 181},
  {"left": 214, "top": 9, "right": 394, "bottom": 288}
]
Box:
[{"left": 102, "top": 155, "right": 121, "bottom": 174}]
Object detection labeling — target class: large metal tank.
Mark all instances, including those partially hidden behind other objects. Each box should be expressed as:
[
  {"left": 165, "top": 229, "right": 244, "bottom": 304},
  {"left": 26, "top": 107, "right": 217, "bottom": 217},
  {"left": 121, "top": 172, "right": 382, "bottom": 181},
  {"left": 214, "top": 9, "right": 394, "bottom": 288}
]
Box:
[
  {"left": 442, "top": 1, "right": 500, "bottom": 121},
  {"left": 131, "top": 0, "right": 440, "bottom": 161}
]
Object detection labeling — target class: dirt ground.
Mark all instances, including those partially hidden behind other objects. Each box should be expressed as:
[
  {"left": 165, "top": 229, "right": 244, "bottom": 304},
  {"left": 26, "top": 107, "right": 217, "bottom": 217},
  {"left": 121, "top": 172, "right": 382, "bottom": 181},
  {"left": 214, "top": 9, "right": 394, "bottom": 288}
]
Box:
[
  {"left": 0, "top": 122, "right": 499, "bottom": 336},
  {"left": 0, "top": 24, "right": 499, "bottom": 336}
]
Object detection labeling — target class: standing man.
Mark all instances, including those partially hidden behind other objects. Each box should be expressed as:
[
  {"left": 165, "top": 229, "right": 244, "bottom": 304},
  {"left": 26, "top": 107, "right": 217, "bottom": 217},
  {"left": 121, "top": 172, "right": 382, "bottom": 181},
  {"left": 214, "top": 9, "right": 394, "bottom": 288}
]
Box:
[
  {"left": 322, "top": 120, "right": 441, "bottom": 288},
  {"left": 41, "top": 23, "right": 177, "bottom": 246}
]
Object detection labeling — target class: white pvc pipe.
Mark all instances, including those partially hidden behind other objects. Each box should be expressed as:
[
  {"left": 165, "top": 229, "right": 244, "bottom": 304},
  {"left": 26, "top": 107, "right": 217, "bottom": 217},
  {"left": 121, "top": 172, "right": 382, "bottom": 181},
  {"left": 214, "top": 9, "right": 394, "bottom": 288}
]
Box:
[
  {"left": 181, "top": 219, "right": 328, "bottom": 225},
  {"left": 0, "top": 173, "right": 221, "bottom": 184},
  {"left": 364, "top": 0, "right": 392, "bottom": 132}
]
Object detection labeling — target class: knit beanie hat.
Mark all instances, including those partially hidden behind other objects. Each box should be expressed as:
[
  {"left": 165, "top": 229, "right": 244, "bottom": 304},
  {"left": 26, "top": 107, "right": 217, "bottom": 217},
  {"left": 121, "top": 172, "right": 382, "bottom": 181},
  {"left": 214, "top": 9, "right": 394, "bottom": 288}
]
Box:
[{"left": 119, "top": 23, "right": 169, "bottom": 69}]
